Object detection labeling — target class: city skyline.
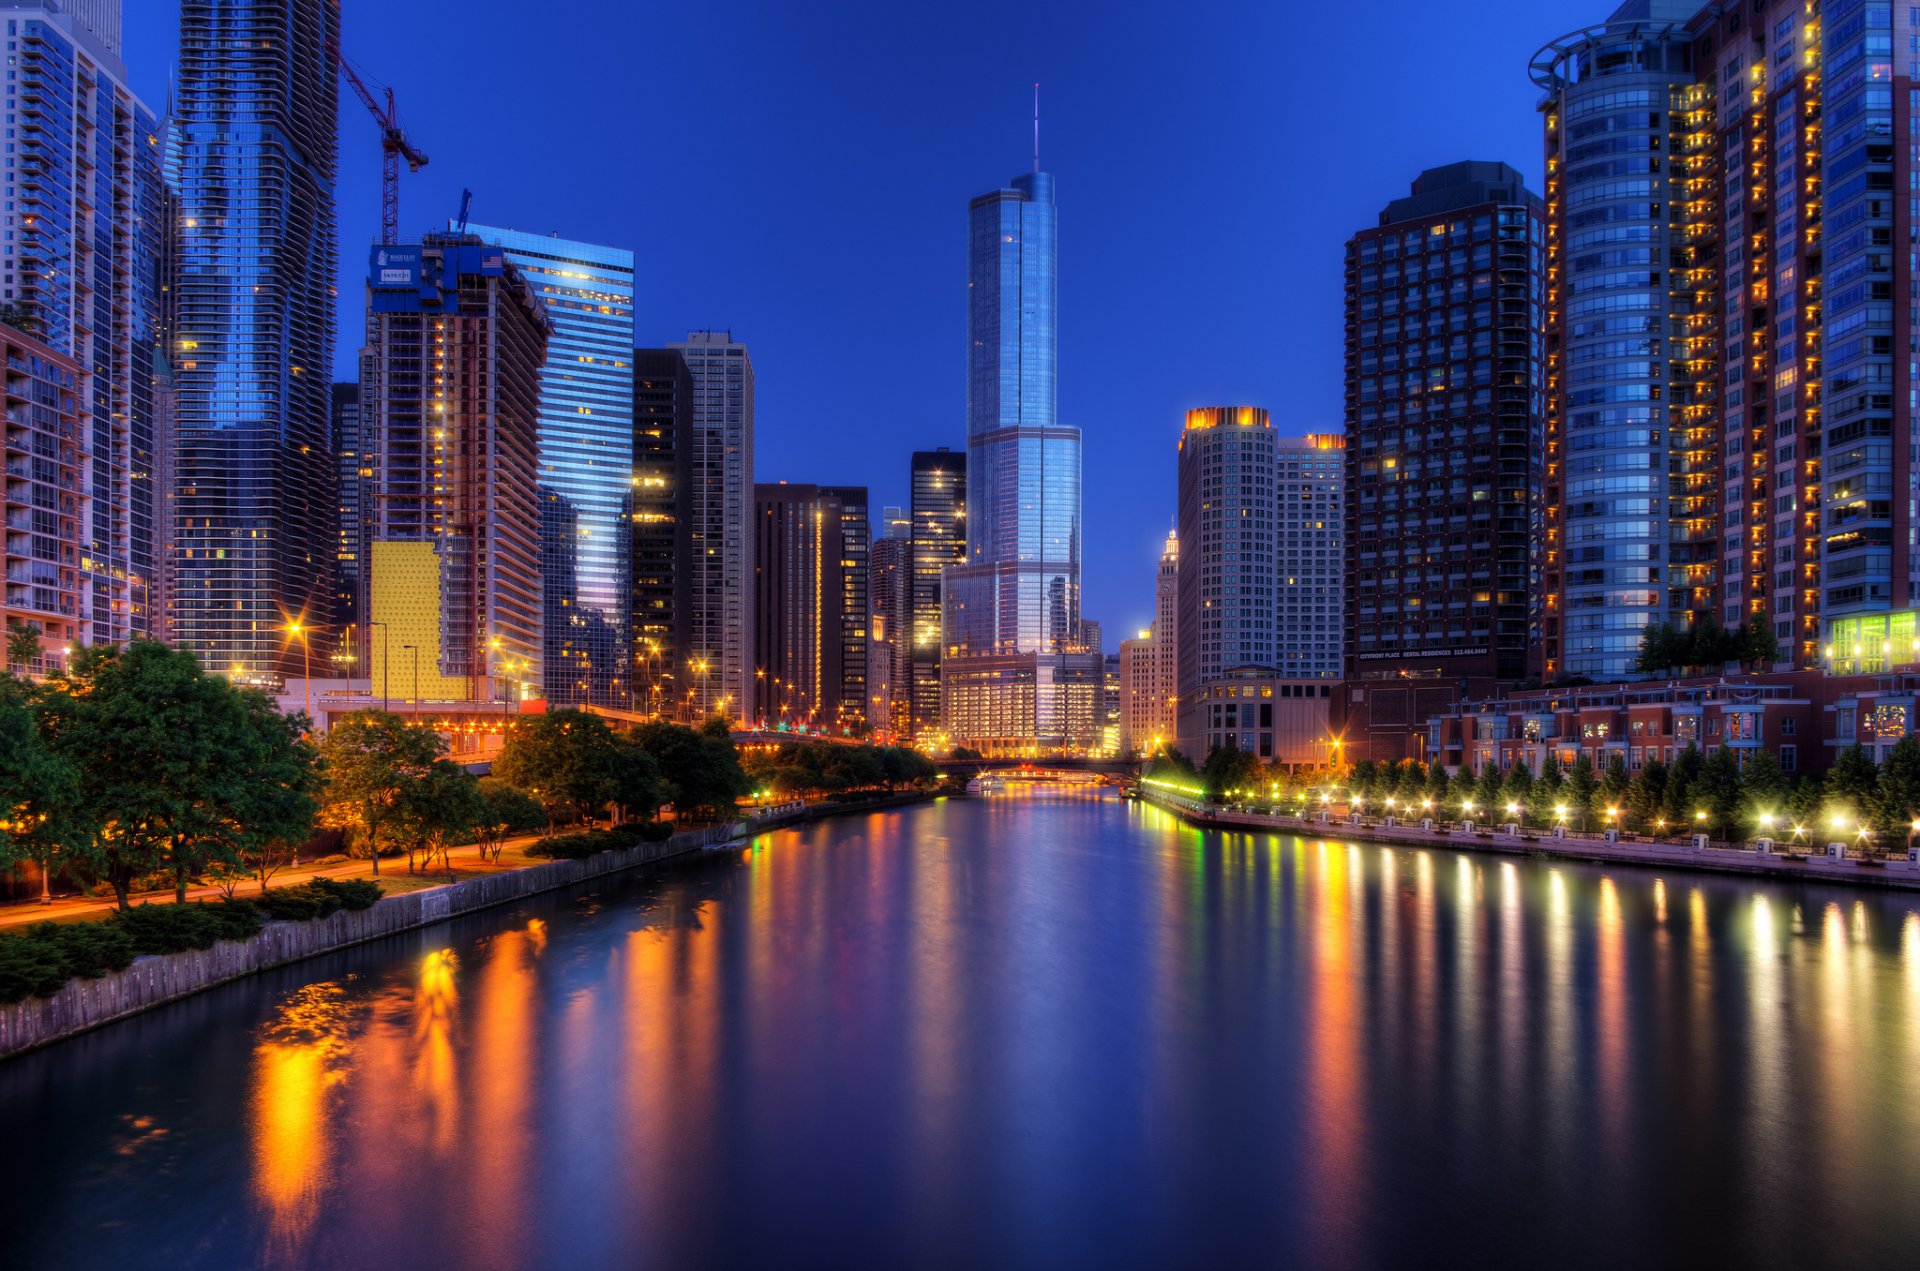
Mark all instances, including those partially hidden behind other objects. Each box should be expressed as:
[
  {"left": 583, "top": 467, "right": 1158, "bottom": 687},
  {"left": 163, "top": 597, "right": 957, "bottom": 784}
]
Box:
[{"left": 119, "top": 0, "right": 1603, "bottom": 638}]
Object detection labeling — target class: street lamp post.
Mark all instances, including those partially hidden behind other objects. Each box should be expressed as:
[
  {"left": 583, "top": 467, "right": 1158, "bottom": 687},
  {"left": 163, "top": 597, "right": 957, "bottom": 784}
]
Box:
[
  {"left": 287, "top": 620, "right": 312, "bottom": 721},
  {"left": 367, "top": 621, "right": 390, "bottom": 712},
  {"left": 402, "top": 644, "right": 420, "bottom": 718}
]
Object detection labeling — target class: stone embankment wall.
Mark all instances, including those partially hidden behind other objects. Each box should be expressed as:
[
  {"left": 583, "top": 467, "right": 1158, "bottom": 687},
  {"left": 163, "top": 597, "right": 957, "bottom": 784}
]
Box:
[{"left": 0, "top": 821, "right": 740, "bottom": 1059}]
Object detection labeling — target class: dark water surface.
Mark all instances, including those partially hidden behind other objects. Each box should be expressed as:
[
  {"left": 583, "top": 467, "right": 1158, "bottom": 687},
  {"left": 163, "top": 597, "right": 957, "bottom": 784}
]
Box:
[{"left": 5, "top": 791, "right": 1920, "bottom": 1269}]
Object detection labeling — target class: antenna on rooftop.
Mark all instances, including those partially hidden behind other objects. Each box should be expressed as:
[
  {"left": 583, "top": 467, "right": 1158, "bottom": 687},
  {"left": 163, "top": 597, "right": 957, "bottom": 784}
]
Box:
[{"left": 1032, "top": 82, "right": 1040, "bottom": 173}]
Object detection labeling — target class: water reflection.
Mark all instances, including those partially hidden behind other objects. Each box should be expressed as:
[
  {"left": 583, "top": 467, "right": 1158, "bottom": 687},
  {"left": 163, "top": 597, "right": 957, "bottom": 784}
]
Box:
[{"left": 4, "top": 791, "right": 1920, "bottom": 1269}]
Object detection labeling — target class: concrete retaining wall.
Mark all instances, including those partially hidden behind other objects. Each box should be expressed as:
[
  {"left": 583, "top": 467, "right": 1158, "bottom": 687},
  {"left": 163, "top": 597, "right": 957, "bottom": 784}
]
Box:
[
  {"left": 1139, "top": 790, "right": 1920, "bottom": 891},
  {"left": 0, "top": 820, "right": 743, "bottom": 1060}
]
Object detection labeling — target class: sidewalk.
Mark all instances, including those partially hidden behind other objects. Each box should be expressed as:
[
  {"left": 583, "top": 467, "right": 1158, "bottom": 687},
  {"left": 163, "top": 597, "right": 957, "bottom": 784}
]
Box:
[{"left": 0, "top": 831, "right": 559, "bottom": 929}]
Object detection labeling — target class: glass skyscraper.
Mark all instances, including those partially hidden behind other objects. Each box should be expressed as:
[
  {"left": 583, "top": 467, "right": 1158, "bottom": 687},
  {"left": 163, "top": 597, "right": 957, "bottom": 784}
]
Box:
[
  {"left": 170, "top": 0, "right": 339, "bottom": 680},
  {"left": 467, "top": 225, "right": 635, "bottom": 706},
  {"left": 0, "top": 2, "right": 165, "bottom": 648},
  {"left": 941, "top": 163, "right": 1099, "bottom": 752}
]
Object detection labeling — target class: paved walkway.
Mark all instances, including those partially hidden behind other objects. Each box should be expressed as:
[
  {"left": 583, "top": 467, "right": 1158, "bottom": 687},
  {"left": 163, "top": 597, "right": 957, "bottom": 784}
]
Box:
[{"left": 0, "top": 831, "right": 563, "bottom": 929}]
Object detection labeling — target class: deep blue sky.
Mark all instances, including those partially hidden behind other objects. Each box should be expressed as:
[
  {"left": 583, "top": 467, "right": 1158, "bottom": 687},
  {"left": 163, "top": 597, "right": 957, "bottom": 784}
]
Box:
[{"left": 124, "top": 0, "right": 1595, "bottom": 639}]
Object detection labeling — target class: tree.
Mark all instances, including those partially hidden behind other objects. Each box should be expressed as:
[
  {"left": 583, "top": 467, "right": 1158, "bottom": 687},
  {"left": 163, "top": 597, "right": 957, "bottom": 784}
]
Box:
[
  {"left": 631, "top": 721, "right": 750, "bottom": 820},
  {"left": 1739, "top": 749, "right": 1789, "bottom": 837},
  {"left": 1660, "top": 745, "right": 1705, "bottom": 831},
  {"left": 608, "top": 735, "right": 665, "bottom": 822},
  {"left": 1473, "top": 762, "right": 1504, "bottom": 819},
  {"left": 1424, "top": 761, "right": 1451, "bottom": 809},
  {"left": 1739, "top": 619, "right": 1782, "bottom": 671},
  {"left": 1874, "top": 734, "right": 1920, "bottom": 839},
  {"left": 320, "top": 711, "right": 447, "bottom": 878},
  {"left": 0, "top": 675, "right": 81, "bottom": 898},
  {"left": 1693, "top": 747, "right": 1743, "bottom": 841},
  {"left": 1624, "top": 757, "right": 1667, "bottom": 834},
  {"left": 37, "top": 643, "right": 294, "bottom": 909},
  {"left": 472, "top": 778, "right": 544, "bottom": 864},
  {"left": 494, "top": 710, "right": 624, "bottom": 830},
  {"left": 1823, "top": 744, "right": 1879, "bottom": 843},
  {"left": 1565, "top": 753, "right": 1599, "bottom": 829},
  {"left": 394, "top": 759, "right": 481, "bottom": 876},
  {"left": 1446, "top": 766, "right": 1478, "bottom": 817},
  {"left": 1201, "top": 743, "right": 1261, "bottom": 803},
  {"left": 5, "top": 624, "right": 40, "bottom": 678},
  {"left": 1499, "top": 763, "right": 1535, "bottom": 824},
  {"left": 1634, "top": 622, "right": 1685, "bottom": 675},
  {"left": 1597, "top": 754, "right": 1631, "bottom": 829},
  {"left": 226, "top": 692, "right": 323, "bottom": 891}
]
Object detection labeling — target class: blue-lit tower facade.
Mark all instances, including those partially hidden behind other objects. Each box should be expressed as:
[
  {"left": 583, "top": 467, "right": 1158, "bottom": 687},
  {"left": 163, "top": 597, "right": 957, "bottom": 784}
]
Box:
[
  {"left": 0, "top": 2, "right": 166, "bottom": 648},
  {"left": 941, "top": 165, "right": 1099, "bottom": 753},
  {"left": 466, "top": 225, "right": 634, "bottom": 706},
  {"left": 170, "top": 0, "right": 339, "bottom": 679}
]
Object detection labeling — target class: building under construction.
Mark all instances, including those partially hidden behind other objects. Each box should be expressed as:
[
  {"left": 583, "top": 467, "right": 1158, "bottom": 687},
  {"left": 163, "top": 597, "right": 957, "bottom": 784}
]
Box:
[{"left": 362, "top": 234, "right": 548, "bottom": 704}]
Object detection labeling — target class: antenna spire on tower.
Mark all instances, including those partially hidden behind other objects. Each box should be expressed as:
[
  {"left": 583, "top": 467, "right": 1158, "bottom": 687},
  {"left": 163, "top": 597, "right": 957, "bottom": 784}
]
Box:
[{"left": 1033, "top": 81, "right": 1040, "bottom": 173}]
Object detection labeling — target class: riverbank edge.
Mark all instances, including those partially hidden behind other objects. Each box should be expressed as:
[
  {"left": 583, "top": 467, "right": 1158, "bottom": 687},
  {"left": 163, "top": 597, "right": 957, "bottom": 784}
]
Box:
[
  {"left": 1138, "top": 788, "right": 1920, "bottom": 891},
  {"left": 0, "top": 791, "right": 936, "bottom": 1060}
]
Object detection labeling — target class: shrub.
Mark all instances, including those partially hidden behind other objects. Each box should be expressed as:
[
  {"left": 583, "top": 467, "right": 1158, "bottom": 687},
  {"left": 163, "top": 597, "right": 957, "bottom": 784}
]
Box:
[
  {"left": 111, "top": 900, "right": 262, "bottom": 955},
  {"left": 636, "top": 821, "right": 674, "bottom": 842},
  {"left": 257, "top": 876, "right": 382, "bottom": 921},
  {"left": 0, "top": 936, "right": 68, "bottom": 1003},
  {"left": 527, "top": 829, "right": 614, "bottom": 859},
  {"left": 39, "top": 921, "right": 138, "bottom": 979}
]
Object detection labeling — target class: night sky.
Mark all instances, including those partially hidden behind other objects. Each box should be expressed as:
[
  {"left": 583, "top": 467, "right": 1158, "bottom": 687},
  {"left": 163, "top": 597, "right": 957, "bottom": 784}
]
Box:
[{"left": 123, "top": 0, "right": 1597, "bottom": 638}]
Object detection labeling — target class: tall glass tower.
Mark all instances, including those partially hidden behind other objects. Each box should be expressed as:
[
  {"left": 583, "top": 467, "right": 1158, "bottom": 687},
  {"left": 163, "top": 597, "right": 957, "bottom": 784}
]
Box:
[
  {"left": 466, "top": 225, "right": 635, "bottom": 706},
  {"left": 170, "top": 0, "right": 339, "bottom": 680},
  {"left": 942, "top": 162, "right": 1098, "bottom": 753}
]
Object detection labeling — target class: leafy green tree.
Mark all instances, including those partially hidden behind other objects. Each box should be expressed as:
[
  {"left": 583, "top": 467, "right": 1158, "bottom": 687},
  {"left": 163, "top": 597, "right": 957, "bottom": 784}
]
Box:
[
  {"left": 1597, "top": 754, "right": 1630, "bottom": 828},
  {"left": 1661, "top": 745, "right": 1705, "bottom": 831},
  {"left": 1635, "top": 622, "right": 1685, "bottom": 675},
  {"left": 1566, "top": 753, "right": 1599, "bottom": 829},
  {"left": 320, "top": 710, "right": 447, "bottom": 878},
  {"left": 1740, "top": 619, "right": 1782, "bottom": 670},
  {"left": 1531, "top": 754, "right": 1566, "bottom": 825},
  {"left": 1424, "top": 762, "right": 1451, "bottom": 809},
  {"left": 1473, "top": 762, "right": 1504, "bottom": 819},
  {"left": 609, "top": 735, "right": 664, "bottom": 822},
  {"left": 227, "top": 692, "right": 323, "bottom": 891},
  {"left": 37, "top": 642, "right": 294, "bottom": 908},
  {"left": 1446, "top": 766, "right": 1477, "bottom": 817},
  {"left": 1822, "top": 744, "right": 1879, "bottom": 842},
  {"left": 1785, "top": 774, "right": 1824, "bottom": 840},
  {"left": 1347, "top": 759, "right": 1379, "bottom": 805},
  {"left": 394, "top": 758, "right": 481, "bottom": 875},
  {"left": 0, "top": 675, "right": 81, "bottom": 896},
  {"left": 1693, "top": 746, "right": 1743, "bottom": 841},
  {"left": 1624, "top": 757, "right": 1667, "bottom": 834},
  {"left": 1738, "top": 749, "right": 1789, "bottom": 836},
  {"left": 632, "top": 720, "right": 750, "bottom": 820},
  {"left": 1201, "top": 743, "right": 1261, "bottom": 803},
  {"left": 494, "top": 710, "right": 622, "bottom": 830},
  {"left": 5, "top": 624, "right": 40, "bottom": 678},
  {"left": 1872, "top": 734, "right": 1920, "bottom": 838},
  {"left": 1499, "top": 763, "right": 1535, "bottom": 824},
  {"left": 472, "top": 778, "right": 543, "bottom": 864}
]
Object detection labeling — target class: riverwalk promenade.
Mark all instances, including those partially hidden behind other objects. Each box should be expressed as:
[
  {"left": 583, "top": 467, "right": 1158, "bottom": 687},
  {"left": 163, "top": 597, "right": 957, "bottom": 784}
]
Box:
[{"left": 1138, "top": 786, "right": 1920, "bottom": 892}]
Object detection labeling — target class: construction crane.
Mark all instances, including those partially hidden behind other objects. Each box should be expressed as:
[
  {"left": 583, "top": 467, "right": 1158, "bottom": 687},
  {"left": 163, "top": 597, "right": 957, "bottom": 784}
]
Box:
[
  {"left": 454, "top": 188, "right": 473, "bottom": 237},
  {"left": 330, "top": 40, "right": 428, "bottom": 245}
]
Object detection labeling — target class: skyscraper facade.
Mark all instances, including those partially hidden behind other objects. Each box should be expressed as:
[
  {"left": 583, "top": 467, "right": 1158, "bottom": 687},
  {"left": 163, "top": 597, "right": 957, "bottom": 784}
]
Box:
[
  {"left": 670, "top": 331, "right": 754, "bottom": 720},
  {"left": 171, "top": 0, "right": 339, "bottom": 679},
  {"left": 1177, "top": 408, "right": 1280, "bottom": 695},
  {"left": 1344, "top": 161, "right": 1544, "bottom": 684},
  {"left": 869, "top": 510, "right": 911, "bottom": 741},
  {"left": 752, "top": 483, "right": 861, "bottom": 728},
  {"left": 909, "top": 448, "right": 964, "bottom": 739},
  {"left": 1276, "top": 433, "right": 1346, "bottom": 679},
  {"left": 468, "top": 225, "right": 634, "bottom": 707},
  {"left": 0, "top": 324, "right": 85, "bottom": 670},
  {"left": 1119, "top": 528, "right": 1179, "bottom": 754},
  {"left": 0, "top": 2, "right": 165, "bottom": 647},
  {"left": 1527, "top": 0, "right": 1912, "bottom": 681},
  {"left": 942, "top": 163, "right": 1099, "bottom": 752},
  {"left": 820, "top": 484, "right": 871, "bottom": 730},
  {"left": 362, "top": 234, "right": 548, "bottom": 704},
  {"left": 630, "top": 348, "right": 694, "bottom": 718},
  {"left": 332, "top": 381, "right": 365, "bottom": 647}
]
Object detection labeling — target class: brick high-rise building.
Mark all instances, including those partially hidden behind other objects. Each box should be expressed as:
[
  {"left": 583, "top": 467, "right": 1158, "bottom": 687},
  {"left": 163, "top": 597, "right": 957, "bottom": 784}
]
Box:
[
  {"left": 752, "top": 483, "right": 864, "bottom": 728},
  {"left": 1343, "top": 161, "right": 1545, "bottom": 684}
]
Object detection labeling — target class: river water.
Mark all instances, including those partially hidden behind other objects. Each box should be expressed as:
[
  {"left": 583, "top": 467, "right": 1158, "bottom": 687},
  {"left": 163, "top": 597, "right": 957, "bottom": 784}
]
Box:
[{"left": 4, "top": 791, "right": 1920, "bottom": 1269}]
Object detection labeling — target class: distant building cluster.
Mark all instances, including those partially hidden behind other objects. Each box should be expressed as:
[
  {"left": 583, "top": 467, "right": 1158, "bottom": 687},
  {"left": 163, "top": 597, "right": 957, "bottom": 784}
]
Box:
[{"left": 12, "top": 0, "right": 1920, "bottom": 778}]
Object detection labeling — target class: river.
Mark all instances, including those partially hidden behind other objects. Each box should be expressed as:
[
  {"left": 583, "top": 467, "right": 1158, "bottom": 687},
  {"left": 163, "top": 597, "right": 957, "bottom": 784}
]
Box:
[{"left": 3, "top": 790, "right": 1920, "bottom": 1269}]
